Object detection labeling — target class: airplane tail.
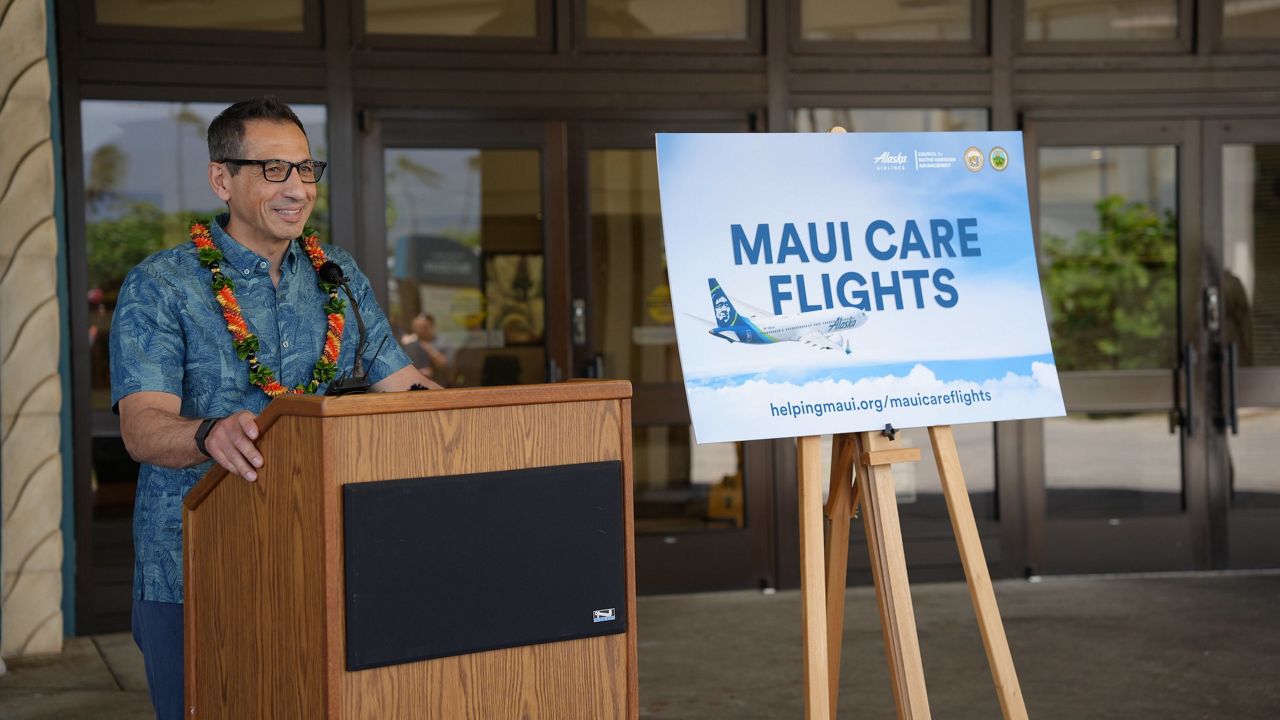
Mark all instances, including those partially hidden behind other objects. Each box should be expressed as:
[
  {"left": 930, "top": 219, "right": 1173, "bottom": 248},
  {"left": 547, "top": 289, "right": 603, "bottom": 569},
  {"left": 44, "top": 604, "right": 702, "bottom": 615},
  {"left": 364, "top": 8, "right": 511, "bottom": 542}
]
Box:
[{"left": 708, "top": 278, "right": 740, "bottom": 328}]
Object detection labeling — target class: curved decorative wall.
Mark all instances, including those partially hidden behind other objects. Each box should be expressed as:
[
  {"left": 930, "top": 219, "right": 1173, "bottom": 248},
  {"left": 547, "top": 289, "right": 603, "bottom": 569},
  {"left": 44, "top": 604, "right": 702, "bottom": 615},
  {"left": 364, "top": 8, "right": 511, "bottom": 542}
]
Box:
[{"left": 0, "top": 0, "right": 64, "bottom": 658}]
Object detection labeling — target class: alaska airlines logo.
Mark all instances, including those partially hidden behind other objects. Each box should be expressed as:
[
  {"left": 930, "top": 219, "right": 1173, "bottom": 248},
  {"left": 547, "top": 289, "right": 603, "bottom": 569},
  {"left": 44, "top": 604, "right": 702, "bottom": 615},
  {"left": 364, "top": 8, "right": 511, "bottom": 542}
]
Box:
[
  {"left": 827, "top": 316, "right": 861, "bottom": 332},
  {"left": 873, "top": 151, "right": 907, "bottom": 166}
]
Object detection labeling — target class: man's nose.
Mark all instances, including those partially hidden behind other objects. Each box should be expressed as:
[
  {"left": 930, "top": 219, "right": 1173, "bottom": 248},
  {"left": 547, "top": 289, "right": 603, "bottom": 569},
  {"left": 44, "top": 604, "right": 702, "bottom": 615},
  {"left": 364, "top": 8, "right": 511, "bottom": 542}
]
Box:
[{"left": 280, "top": 172, "right": 311, "bottom": 199}]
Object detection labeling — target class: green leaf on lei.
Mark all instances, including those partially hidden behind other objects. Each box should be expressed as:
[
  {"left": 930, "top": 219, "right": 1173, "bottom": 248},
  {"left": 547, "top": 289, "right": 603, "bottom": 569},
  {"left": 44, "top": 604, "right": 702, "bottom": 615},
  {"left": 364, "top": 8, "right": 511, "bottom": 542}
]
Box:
[{"left": 233, "top": 336, "right": 259, "bottom": 360}]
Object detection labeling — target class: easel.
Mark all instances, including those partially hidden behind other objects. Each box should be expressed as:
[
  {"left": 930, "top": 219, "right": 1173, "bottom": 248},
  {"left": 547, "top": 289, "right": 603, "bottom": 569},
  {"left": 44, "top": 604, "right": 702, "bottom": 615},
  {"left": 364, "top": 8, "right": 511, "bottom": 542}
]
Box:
[{"left": 795, "top": 426, "right": 1029, "bottom": 719}]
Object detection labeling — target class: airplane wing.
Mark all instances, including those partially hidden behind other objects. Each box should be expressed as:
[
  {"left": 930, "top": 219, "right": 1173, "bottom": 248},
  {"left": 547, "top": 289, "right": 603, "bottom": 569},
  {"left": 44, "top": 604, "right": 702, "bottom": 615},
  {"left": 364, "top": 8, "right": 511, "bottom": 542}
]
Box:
[
  {"left": 797, "top": 331, "right": 851, "bottom": 354},
  {"left": 682, "top": 312, "right": 714, "bottom": 328}
]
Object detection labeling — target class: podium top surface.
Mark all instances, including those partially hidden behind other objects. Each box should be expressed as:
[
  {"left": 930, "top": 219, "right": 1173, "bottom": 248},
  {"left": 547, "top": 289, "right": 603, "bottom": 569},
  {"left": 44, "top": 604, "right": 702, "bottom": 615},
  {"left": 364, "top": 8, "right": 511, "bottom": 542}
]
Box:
[{"left": 185, "top": 380, "right": 632, "bottom": 510}]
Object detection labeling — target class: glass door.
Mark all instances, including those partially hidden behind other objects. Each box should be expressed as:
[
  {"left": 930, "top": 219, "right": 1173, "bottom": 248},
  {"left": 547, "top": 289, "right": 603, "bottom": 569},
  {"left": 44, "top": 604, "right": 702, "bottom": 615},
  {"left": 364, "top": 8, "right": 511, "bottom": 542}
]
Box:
[
  {"left": 573, "top": 119, "right": 777, "bottom": 593},
  {"left": 363, "top": 119, "right": 568, "bottom": 387},
  {"left": 1026, "top": 119, "right": 1201, "bottom": 574},
  {"left": 1205, "top": 119, "right": 1280, "bottom": 569}
]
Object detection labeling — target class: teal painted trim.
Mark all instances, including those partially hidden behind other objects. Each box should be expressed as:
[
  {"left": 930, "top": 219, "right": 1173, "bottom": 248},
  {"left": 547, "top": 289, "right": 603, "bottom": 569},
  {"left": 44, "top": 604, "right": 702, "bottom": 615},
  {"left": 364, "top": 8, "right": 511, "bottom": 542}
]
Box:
[{"left": 47, "top": 0, "right": 75, "bottom": 637}]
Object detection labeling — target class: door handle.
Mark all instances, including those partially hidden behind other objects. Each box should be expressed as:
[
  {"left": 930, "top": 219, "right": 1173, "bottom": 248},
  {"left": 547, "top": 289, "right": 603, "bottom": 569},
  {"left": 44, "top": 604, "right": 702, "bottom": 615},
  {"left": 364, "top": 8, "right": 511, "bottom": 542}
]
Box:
[
  {"left": 1225, "top": 341, "right": 1239, "bottom": 435},
  {"left": 1175, "top": 342, "right": 1195, "bottom": 437}
]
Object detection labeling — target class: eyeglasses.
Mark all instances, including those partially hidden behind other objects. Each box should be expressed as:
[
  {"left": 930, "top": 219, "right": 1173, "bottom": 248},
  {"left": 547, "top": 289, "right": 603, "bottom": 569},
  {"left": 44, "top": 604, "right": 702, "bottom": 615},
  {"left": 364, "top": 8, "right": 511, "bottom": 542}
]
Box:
[{"left": 220, "top": 158, "right": 327, "bottom": 183}]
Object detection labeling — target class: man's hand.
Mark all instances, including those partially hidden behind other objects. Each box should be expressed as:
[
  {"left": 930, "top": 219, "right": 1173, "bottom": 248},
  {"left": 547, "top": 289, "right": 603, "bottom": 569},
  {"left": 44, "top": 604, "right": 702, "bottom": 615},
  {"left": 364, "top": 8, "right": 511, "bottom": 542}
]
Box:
[
  {"left": 118, "top": 392, "right": 262, "bottom": 480},
  {"left": 203, "top": 411, "right": 263, "bottom": 482}
]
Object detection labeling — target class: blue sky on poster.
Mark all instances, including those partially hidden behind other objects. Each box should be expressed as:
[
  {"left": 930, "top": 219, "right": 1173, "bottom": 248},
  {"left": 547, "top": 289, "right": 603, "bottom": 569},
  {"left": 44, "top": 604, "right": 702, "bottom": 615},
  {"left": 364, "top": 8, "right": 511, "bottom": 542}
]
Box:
[
  {"left": 656, "top": 131, "right": 1065, "bottom": 443},
  {"left": 658, "top": 132, "right": 1050, "bottom": 377}
]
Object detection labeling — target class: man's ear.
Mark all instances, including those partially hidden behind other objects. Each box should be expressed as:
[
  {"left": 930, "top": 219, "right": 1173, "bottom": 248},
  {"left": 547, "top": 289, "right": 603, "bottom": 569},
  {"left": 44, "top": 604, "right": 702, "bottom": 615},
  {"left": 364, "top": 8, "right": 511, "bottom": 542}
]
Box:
[{"left": 208, "top": 162, "right": 233, "bottom": 202}]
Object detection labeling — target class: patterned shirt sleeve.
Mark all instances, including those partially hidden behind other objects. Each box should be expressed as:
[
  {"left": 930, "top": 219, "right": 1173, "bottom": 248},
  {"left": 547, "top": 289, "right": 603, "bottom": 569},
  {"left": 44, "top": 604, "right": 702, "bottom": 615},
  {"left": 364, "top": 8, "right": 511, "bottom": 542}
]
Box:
[
  {"left": 345, "top": 259, "right": 413, "bottom": 386},
  {"left": 110, "top": 263, "right": 187, "bottom": 412}
]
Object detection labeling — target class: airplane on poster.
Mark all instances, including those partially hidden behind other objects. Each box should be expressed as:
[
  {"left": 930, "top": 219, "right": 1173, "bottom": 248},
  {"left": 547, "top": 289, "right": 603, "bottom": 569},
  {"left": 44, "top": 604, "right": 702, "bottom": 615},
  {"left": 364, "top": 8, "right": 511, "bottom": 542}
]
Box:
[{"left": 704, "top": 277, "right": 868, "bottom": 355}]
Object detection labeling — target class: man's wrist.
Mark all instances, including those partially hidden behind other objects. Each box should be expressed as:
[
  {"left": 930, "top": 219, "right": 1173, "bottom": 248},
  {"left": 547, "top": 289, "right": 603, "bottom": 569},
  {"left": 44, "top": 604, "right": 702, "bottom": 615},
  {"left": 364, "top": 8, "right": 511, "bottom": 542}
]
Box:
[{"left": 194, "top": 416, "right": 224, "bottom": 457}]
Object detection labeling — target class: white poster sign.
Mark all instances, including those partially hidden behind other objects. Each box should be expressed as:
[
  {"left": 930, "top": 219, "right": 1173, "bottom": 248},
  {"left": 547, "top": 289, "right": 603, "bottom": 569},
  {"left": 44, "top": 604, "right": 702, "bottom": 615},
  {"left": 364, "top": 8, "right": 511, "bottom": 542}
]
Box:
[{"left": 656, "top": 131, "right": 1065, "bottom": 444}]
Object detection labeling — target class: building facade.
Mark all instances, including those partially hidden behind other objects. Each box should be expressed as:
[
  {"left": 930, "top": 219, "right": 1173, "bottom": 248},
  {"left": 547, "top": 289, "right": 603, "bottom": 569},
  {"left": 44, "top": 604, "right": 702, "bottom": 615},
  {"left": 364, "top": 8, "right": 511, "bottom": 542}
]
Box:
[{"left": 0, "top": 0, "right": 1278, "bottom": 654}]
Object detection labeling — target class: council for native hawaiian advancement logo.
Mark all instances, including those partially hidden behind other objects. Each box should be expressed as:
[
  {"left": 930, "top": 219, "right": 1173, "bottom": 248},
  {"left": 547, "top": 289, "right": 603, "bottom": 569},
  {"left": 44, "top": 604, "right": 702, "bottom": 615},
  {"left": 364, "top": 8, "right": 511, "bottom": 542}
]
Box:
[
  {"left": 989, "top": 147, "right": 1009, "bottom": 171},
  {"left": 963, "top": 146, "right": 984, "bottom": 172}
]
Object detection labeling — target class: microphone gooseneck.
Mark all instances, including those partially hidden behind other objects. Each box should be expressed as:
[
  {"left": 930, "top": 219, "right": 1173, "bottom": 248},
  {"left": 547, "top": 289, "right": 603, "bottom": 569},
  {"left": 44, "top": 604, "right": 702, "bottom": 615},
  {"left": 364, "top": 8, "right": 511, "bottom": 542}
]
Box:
[{"left": 320, "top": 260, "right": 371, "bottom": 396}]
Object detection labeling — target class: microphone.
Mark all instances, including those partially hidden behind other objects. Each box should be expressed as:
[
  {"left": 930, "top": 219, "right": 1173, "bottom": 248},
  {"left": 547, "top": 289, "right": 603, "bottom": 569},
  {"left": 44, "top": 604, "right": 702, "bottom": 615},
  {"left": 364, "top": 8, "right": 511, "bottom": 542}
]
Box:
[{"left": 319, "top": 260, "right": 371, "bottom": 396}]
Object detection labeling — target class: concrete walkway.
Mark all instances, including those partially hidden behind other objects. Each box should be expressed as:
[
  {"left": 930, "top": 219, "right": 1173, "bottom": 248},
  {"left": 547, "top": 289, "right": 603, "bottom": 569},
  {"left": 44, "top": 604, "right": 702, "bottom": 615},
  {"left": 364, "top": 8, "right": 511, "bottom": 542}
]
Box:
[{"left": 2, "top": 572, "right": 1278, "bottom": 719}]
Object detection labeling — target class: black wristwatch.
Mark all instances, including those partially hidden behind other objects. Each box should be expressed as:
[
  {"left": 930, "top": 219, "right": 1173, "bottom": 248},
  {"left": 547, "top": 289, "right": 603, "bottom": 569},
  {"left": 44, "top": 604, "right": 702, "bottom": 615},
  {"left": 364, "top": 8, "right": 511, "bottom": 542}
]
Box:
[{"left": 194, "top": 416, "right": 224, "bottom": 458}]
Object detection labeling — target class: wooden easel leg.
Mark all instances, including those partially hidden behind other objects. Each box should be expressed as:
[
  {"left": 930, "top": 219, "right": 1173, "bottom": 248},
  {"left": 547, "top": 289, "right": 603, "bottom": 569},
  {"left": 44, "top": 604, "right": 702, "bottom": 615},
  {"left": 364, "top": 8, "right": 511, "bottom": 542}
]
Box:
[
  {"left": 823, "top": 433, "right": 860, "bottom": 717},
  {"left": 859, "top": 431, "right": 932, "bottom": 719},
  {"left": 928, "top": 426, "right": 1029, "bottom": 720},
  {"left": 797, "top": 436, "right": 833, "bottom": 720}
]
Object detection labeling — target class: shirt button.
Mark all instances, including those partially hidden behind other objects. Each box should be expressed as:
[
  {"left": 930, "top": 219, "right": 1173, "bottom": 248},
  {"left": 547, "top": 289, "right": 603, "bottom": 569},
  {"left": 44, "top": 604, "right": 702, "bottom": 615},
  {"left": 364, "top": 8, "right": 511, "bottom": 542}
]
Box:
[
  {"left": 282, "top": 340, "right": 290, "bottom": 348},
  {"left": 242, "top": 268, "right": 250, "bottom": 276},
  {"left": 259, "top": 261, "right": 268, "bottom": 269}
]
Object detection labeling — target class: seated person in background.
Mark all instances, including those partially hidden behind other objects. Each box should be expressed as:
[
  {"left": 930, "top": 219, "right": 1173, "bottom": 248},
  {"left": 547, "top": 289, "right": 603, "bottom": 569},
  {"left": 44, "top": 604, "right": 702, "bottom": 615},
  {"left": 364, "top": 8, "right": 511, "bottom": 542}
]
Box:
[{"left": 400, "top": 312, "right": 453, "bottom": 385}]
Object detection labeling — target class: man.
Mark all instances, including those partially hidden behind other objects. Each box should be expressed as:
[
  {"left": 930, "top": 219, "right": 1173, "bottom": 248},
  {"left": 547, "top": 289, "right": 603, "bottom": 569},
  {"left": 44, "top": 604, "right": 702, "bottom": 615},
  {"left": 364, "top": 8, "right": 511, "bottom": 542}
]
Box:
[
  {"left": 110, "top": 96, "right": 437, "bottom": 719},
  {"left": 400, "top": 312, "right": 453, "bottom": 385}
]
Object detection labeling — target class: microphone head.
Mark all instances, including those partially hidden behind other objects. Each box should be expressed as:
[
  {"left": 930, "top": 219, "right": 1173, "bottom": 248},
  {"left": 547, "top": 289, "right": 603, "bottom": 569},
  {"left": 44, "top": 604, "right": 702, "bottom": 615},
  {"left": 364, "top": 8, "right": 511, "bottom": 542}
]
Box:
[{"left": 317, "top": 261, "right": 346, "bottom": 285}]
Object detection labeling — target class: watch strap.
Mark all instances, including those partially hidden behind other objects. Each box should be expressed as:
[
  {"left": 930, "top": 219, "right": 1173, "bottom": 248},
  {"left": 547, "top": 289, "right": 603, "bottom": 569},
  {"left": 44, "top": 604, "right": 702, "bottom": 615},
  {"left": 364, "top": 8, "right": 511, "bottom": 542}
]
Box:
[{"left": 194, "top": 416, "right": 224, "bottom": 458}]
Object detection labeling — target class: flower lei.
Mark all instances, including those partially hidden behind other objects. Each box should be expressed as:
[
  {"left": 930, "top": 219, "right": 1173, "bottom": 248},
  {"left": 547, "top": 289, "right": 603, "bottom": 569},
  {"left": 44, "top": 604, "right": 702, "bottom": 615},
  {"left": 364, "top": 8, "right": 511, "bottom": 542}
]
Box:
[{"left": 191, "top": 222, "right": 344, "bottom": 397}]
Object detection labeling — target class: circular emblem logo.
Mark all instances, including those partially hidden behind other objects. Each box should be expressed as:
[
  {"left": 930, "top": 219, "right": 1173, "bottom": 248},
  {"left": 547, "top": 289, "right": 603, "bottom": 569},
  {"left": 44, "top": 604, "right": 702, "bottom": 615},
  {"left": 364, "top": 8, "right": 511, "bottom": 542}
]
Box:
[
  {"left": 964, "top": 147, "right": 984, "bottom": 172},
  {"left": 989, "top": 147, "right": 1009, "bottom": 172}
]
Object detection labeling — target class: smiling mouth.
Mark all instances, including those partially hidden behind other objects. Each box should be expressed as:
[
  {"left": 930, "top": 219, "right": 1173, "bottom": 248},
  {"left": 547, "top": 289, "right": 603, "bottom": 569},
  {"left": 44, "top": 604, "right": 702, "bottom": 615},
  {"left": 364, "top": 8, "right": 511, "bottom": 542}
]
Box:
[{"left": 274, "top": 207, "right": 305, "bottom": 220}]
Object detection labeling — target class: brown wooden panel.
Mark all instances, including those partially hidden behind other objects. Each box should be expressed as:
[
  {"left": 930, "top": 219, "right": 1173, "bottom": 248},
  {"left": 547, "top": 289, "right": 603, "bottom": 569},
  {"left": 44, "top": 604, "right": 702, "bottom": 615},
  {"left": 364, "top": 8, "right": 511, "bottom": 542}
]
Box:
[
  {"left": 187, "top": 382, "right": 632, "bottom": 509},
  {"left": 330, "top": 399, "right": 631, "bottom": 719},
  {"left": 185, "top": 416, "right": 328, "bottom": 719}
]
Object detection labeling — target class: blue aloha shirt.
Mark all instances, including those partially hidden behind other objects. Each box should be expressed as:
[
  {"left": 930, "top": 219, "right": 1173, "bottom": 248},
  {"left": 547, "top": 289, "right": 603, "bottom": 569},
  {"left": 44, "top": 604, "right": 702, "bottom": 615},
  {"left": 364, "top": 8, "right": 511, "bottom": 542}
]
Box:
[{"left": 110, "top": 214, "right": 412, "bottom": 604}]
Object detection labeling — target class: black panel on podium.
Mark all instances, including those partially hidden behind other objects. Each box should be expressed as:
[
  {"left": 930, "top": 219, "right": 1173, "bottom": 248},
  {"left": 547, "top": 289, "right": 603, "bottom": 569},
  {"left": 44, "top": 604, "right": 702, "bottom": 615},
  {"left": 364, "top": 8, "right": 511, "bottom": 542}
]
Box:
[{"left": 342, "top": 460, "right": 627, "bottom": 670}]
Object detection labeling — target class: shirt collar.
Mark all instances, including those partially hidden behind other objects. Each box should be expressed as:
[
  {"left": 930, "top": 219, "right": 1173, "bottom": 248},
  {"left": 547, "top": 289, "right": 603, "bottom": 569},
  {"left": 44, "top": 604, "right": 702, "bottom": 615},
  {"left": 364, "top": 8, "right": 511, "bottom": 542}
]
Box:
[{"left": 210, "top": 214, "right": 305, "bottom": 277}]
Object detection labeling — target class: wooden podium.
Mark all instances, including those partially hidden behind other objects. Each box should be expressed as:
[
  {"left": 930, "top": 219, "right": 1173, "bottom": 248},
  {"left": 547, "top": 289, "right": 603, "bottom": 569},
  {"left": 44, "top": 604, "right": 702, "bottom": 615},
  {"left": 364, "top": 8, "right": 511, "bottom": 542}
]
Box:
[{"left": 182, "top": 381, "right": 638, "bottom": 719}]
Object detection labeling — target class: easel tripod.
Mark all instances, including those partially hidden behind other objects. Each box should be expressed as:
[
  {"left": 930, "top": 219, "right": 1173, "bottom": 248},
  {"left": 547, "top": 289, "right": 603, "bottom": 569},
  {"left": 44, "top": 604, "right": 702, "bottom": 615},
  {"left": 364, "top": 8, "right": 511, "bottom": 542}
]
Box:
[{"left": 795, "top": 426, "right": 1029, "bottom": 719}]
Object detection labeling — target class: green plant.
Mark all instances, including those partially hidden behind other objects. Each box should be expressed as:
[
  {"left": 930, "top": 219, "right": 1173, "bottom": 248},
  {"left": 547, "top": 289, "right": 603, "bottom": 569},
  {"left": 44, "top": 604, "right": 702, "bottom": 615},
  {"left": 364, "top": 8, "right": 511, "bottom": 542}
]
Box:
[{"left": 1042, "top": 195, "right": 1178, "bottom": 371}]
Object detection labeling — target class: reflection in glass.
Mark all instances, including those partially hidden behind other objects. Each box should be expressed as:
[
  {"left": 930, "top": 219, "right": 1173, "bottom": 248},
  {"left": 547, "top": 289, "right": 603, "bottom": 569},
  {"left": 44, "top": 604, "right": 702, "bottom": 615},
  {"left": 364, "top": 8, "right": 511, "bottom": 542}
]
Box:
[
  {"left": 1024, "top": 0, "right": 1177, "bottom": 41},
  {"left": 1222, "top": 144, "right": 1280, "bottom": 367},
  {"left": 1230, "top": 408, "right": 1280, "bottom": 509},
  {"left": 1038, "top": 146, "right": 1177, "bottom": 371},
  {"left": 589, "top": 149, "right": 677, "bottom": 383},
  {"left": 801, "top": 0, "right": 971, "bottom": 41},
  {"left": 384, "top": 148, "right": 544, "bottom": 387},
  {"left": 792, "top": 108, "right": 989, "bottom": 134},
  {"left": 634, "top": 426, "right": 745, "bottom": 532},
  {"left": 95, "top": 0, "right": 304, "bottom": 31},
  {"left": 586, "top": 0, "right": 747, "bottom": 39},
  {"left": 590, "top": 149, "right": 743, "bottom": 532},
  {"left": 1045, "top": 413, "right": 1182, "bottom": 517},
  {"left": 817, "top": 425, "right": 997, "bottom": 521},
  {"left": 366, "top": 0, "right": 537, "bottom": 37},
  {"left": 1224, "top": 0, "right": 1280, "bottom": 39},
  {"left": 1223, "top": 144, "right": 1280, "bottom": 510}
]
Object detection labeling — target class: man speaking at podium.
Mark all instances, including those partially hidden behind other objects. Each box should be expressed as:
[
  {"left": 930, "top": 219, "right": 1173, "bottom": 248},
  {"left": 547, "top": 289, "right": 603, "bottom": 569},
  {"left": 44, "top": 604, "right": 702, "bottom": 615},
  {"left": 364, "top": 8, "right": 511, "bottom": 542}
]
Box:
[{"left": 109, "top": 96, "right": 437, "bottom": 719}]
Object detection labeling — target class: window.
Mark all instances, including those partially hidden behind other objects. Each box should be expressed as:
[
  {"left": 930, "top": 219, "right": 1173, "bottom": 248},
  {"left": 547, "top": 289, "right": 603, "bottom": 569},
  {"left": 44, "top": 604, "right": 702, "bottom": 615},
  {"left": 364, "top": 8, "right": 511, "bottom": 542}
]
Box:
[
  {"left": 383, "top": 148, "right": 545, "bottom": 387},
  {"left": 1024, "top": 0, "right": 1178, "bottom": 42},
  {"left": 94, "top": 0, "right": 305, "bottom": 31},
  {"left": 585, "top": 0, "right": 747, "bottom": 39},
  {"left": 801, "top": 0, "right": 971, "bottom": 41},
  {"left": 365, "top": 0, "right": 538, "bottom": 37}
]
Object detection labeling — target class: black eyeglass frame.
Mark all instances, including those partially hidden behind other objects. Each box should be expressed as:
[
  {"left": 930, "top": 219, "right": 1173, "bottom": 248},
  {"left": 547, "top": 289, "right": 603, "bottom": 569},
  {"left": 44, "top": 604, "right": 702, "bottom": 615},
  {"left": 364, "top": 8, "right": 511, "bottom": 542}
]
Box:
[{"left": 220, "top": 158, "right": 328, "bottom": 183}]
